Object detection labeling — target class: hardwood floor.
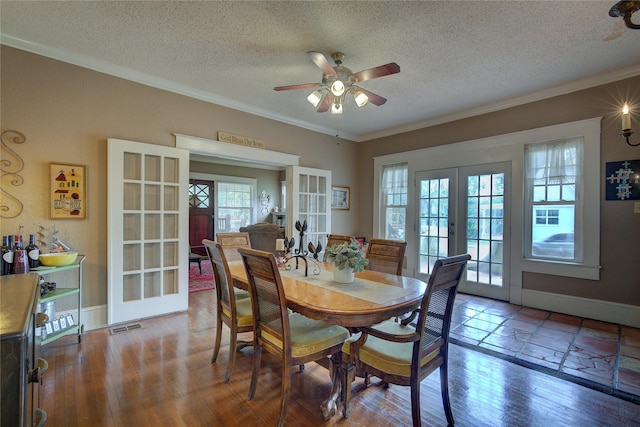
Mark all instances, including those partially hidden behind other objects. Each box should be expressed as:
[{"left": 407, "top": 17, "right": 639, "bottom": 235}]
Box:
[{"left": 39, "top": 290, "right": 639, "bottom": 426}]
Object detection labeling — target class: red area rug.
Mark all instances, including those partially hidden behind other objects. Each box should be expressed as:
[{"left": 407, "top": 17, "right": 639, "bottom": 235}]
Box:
[{"left": 189, "top": 259, "right": 215, "bottom": 293}]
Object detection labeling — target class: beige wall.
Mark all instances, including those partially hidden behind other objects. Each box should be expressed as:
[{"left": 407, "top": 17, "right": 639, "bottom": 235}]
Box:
[
  {"left": 0, "top": 46, "right": 360, "bottom": 308},
  {"left": 2, "top": 45, "right": 639, "bottom": 312},
  {"left": 356, "top": 75, "right": 640, "bottom": 306}
]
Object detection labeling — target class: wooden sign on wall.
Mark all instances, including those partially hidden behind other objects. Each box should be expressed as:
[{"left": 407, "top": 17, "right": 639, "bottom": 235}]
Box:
[{"left": 217, "top": 131, "right": 265, "bottom": 149}]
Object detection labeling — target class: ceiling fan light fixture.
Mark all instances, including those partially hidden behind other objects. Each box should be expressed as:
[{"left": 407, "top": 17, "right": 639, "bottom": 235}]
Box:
[
  {"left": 307, "top": 90, "right": 323, "bottom": 107},
  {"left": 354, "top": 90, "right": 368, "bottom": 107},
  {"left": 330, "top": 80, "right": 345, "bottom": 96},
  {"left": 331, "top": 99, "right": 343, "bottom": 115}
]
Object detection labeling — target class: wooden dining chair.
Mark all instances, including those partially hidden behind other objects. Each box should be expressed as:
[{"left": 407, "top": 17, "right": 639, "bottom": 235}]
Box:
[
  {"left": 326, "top": 233, "right": 354, "bottom": 248},
  {"left": 324, "top": 234, "right": 354, "bottom": 261},
  {"left": 341, "top": 254, "right": 471, "bottom": 427},
  {"left": 238, "top": 247, "right": 350, "bottom": 427},
  {"left": 202, "top": 239, "right": 254, "bottom": 383},
  {"left": 216, "top": 232, "right": 252, "bottom": 262},
  {"left": 365, "top": 238, "right": 407, "bottom": 275}
]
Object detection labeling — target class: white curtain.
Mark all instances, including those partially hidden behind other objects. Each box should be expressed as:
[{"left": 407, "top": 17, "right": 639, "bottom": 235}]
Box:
[
  {"left": 525, "top": 137, "right": 583, "bottom": 184},
  {"left": 381, "top": 163, "right": 408, "bottom": 204}
]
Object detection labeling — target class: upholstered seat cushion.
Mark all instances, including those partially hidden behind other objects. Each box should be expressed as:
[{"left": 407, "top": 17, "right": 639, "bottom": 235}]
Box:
[
  {"left": 343, "top": 320, "right": 439, "bottom": 377},
  {"left": 262, "top": 313, "right": 349, "bottom": 358},
  {"left": 222, "top": 297, "right": 253, "bottom": 328},
  {"left": 233, "top": 287, "right": 250, "bottom": 300}
]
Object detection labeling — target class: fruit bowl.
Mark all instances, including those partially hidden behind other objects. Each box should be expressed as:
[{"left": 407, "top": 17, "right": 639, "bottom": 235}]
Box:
[{"left": 39, "top": 252, "right": 78, "bottom": 267}]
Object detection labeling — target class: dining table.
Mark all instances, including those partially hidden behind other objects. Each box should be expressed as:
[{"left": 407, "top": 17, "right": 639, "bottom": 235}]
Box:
[{"left": 228, "top": 259, "right": 429, "bottom": 419}]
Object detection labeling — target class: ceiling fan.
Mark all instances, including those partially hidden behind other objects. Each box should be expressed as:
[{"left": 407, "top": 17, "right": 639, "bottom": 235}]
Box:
[{"left": 274, "top": 51, "right": 400, "bottom": 114}]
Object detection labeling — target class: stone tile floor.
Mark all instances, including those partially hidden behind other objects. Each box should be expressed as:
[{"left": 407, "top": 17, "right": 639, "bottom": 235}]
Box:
[{"left": 450, "top": 293, "right": 640, "bottom": 403}]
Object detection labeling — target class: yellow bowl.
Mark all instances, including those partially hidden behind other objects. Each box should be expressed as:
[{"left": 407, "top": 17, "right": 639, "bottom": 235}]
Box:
[{"left": 39, "top": 252, "right": 78, "bottom": 267}]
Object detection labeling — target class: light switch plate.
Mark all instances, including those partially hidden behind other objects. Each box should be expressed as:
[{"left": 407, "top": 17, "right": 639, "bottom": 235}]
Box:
[{"left": 635, "top": 202, "right": 640, "bottom": 214}]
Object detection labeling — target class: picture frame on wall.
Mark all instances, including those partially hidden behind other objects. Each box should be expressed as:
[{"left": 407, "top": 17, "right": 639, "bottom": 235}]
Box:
[
  {"left": 50, "top": 163, "right": 86, "bottom": 219},
  {"left": 331, "top": 186, "right": 350, "bottom": 210}
]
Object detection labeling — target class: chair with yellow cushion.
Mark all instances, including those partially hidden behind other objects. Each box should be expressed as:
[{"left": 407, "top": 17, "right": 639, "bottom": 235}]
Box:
[
  {"left": 202, "top": 239, "right": 253, "bottom": 383},
  {"left": 341, "top": 254, "right": 471, "bottom": 427},
  {"left": 216, "top": 232, "right": 252, "bottom": 262},
  {"left": 238, "top": 247, "right": 350, "bottom": 427},
  {"left": 365, "top": 238, "right": 407, "bottom": 275}
]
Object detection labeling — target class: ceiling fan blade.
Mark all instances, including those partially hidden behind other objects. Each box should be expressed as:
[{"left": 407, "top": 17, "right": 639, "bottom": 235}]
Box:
[
  {"left": 354, "top": 87, "right": 387, "bottom": 106},
  {"left": 274, "top": 83, "right": 323, "bottom": 91},
  {"left": 308, "top": 51, "right": 337, "bottom": 76},
  {"left": 352, "top": 62, "right": 400, "bottom": 83},
  {"left": 316, "top": 93, "right": 333, "bottom": 112}
]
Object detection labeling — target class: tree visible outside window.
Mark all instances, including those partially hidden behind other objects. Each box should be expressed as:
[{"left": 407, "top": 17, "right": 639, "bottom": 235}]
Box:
[
  {"left": 381, "top": 163, "right": 408, "bottom": 240},
  {"left": 525, "top": 138, "right": 583, "bottom": 261}
]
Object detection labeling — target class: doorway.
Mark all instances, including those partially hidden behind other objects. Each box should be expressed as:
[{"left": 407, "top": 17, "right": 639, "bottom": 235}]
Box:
[
  {"left": 189, "top": 179, "right": 214, "bottom": 256},
  {"left": 416, "top": 162, "right": 511, "bottom": 301}
]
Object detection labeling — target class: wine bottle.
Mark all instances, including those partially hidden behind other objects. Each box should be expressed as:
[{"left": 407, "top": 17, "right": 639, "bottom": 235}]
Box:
[
  {"left": 11, "top": 234, "right": 29, "bottom": 274},
  {"left": 0, "top": 235, "right": 12, "bottom": 275},
  {"left": 26, "top": 234, "right": 40, "bottom": 269}
]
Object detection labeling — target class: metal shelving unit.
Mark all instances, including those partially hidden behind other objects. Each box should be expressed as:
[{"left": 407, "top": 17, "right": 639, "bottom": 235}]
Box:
[{"left": 34, "top": 255, "right": 85, "bottom": 345}]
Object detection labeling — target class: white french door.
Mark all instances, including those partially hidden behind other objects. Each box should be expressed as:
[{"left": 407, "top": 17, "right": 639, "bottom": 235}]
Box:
[
  {"left": 416, "top": 162, "right": 511, "bottom": 301},
  {"left": 108, "top": 138, "right": 189, "bottom": 325},
  {"left": 287, "top": 166, "right": 331, "bottom": 252}
]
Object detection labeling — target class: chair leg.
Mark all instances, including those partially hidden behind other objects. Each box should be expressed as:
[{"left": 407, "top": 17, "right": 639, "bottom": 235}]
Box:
[
  {"left": 440, "top": 363, "right": 454, "bottom": 426},
  {"left": 277, "top": 363, "right": 291, "bottom": 427},
  {"left": 211, "top": 315, "right": 223, "bottom": 363},
  {"left": 248, "top": 345, "right": 262, "bottom": 400},
  {"left": 341, "top": 360, "right": 355, "bottom": 418},
  {"left": 224, "top": 328, "right": 238, "bottom": 383},
  {"left": 198, "top": 259, "right": 202, "bottom": 274},
  {"left": 410, "top": 376, "right": 422, "bottom": 427}
]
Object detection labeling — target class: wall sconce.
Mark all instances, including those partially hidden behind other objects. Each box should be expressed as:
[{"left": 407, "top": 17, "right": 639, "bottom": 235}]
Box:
[{"left": 621, "top": 103, "right": 639, "bottom": 146}]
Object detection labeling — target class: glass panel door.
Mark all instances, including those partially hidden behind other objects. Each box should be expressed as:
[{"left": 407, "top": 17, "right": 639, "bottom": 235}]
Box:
[
  {"left": 288, "top": 166, "right": 331, "bottom": 252},
  {"left": 415, "top": 162, "right": 510, "bottom": 301},
  {"left": 416, "top": 169, "right": 456, "bottom": 282},
  {"left": 108, "top": 138, "right": 189, "bottom": 325},
  {"left": 458, "top": 163, "right": 510, "bottom": 300}
]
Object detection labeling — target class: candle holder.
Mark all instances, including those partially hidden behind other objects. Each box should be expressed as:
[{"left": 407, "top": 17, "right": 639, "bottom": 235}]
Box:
[
  {"left": 621, "top": 129, "right": 639, "bottom": 147},
  {"left": 282, "top": 220, "right": 323, "bottom": 276}
]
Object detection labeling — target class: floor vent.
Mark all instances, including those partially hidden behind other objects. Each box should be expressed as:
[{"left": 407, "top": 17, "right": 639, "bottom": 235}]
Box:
[{"left": 110, "top": 323, "right": 143, "bottom": 335}]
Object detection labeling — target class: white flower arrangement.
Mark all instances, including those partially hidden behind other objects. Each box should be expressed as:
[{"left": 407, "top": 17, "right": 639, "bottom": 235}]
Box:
[{"left": 324, "top": 242, "right": 369, "bottom": 272}]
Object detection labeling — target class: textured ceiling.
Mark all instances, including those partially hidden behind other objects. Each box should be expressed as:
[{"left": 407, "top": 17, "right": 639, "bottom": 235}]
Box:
[{"left": 1, "top": 1, "right": 639, "bottom": 141}]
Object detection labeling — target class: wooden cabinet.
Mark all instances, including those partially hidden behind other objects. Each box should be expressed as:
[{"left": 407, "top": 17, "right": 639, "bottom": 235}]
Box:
[{"left": 0, "top": 273, "right": 46, "bottom": 426}]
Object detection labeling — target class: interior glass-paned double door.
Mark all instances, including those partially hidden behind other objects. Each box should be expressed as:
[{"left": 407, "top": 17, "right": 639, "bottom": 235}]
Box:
[
  {"left": 288, "top": 166, "right": 331, "bottom": 251},
  {"left": 108, "top": 139, "right": 189, "bottom": 325}
]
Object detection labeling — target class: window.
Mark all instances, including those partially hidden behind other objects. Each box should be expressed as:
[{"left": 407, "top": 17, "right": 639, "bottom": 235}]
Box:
[
  {"left": 525, "top": 138, "right": 583, "bottom": 262},
  {"left": 189, "top": 182, "right": 210, "bottom": 208},
  {"left": 381, "top": 163, "right": 408, "bottom": 240},
  {"left": 535, "top": 209, "right": 559, "bottom": 225},
  {"left": 217, "top": 182, "right": 253, "bottom": 232}
]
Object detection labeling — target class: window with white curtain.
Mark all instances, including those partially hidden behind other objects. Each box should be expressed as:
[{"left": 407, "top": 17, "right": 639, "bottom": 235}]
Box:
[
  {"left": 381, "top": 163, "right": 408, "bottom": 240},
  {"left": 524, "top": 138, "right": 583, "bottom": 262}
]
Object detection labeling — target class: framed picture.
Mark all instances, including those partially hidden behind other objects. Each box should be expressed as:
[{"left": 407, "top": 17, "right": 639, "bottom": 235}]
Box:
[
  {"left": 331, "top": 186, "right": 350, "bottom": 210},
  {"left": 50, "top": 163, "right": 86, "bottom": 219}
]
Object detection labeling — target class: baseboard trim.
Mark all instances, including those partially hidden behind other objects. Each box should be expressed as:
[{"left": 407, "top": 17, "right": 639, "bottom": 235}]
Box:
[
  {"left": 56, "top": 304, "right": 107, "bottom": 332},
  {"left": 60, "top": 291, "right": 640, "bottom": 332},
  {"left": 521, "top": 289, "right": 640, "bottom": 328}
]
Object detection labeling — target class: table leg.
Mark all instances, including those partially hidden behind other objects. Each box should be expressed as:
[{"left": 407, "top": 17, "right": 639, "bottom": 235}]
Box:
[{"left": 321, "top": 353, "right": 341, "bottom": 420}]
